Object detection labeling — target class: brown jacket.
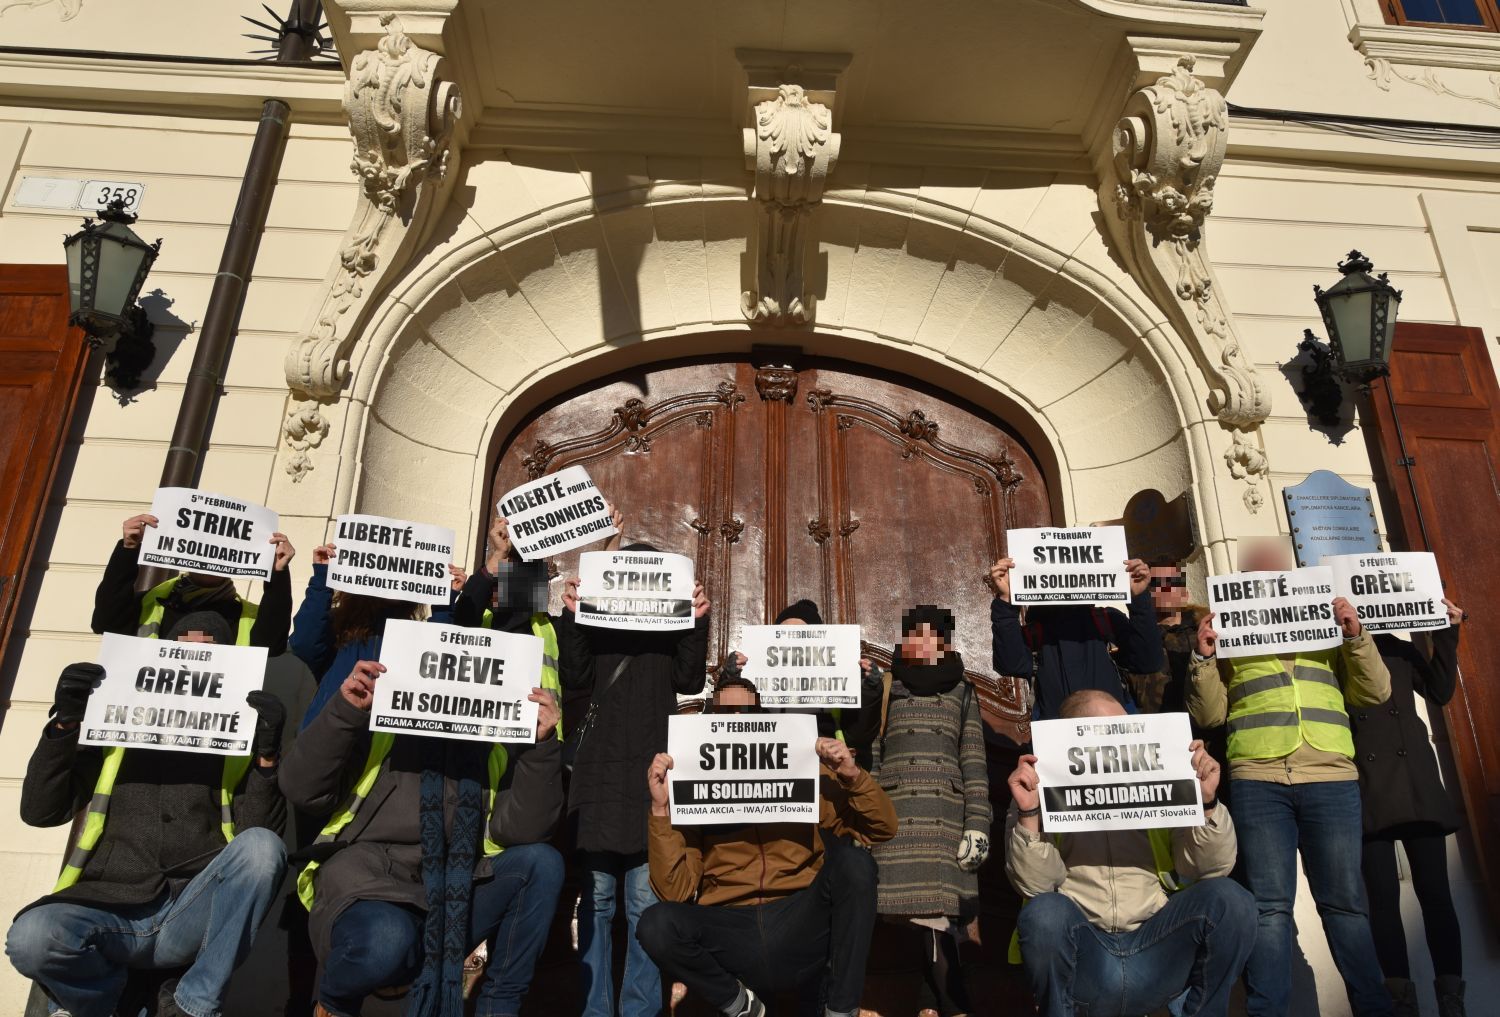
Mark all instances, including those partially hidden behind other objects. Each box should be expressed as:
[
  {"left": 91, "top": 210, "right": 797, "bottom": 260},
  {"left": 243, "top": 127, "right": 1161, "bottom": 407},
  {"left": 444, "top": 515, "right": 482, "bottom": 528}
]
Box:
[{"left": 648, "top": 764, "right": 897, "bottom": 907}]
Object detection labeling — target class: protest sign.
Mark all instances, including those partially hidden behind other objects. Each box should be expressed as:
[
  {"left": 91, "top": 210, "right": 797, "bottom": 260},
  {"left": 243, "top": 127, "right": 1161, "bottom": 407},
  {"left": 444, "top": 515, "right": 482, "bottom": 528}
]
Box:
[
  {"left": 1032, "top": 712, "right": 1203, "bottom": 833},
  {"left": 739, "top": 624, "right": 862, "bottom": 708},
  {"left": 667, "top": 713, "right": 820, "bottom": 825},
  {"left": 371, "top": 619, "right": 542, "bottom": 744},
  {"left": 327, "top": 514, "right": 455, "bottom": 605},
  {"left": 138, "top": 488, "right": 278, "bottom": 581},
  {"left": 1007, "top": 526, "right": 1130, "bottom": 605},
  {"left": 576, "top": 550, "right": 696, "bottom": 631},
  {"left": 81, "top": 633, "right": 267, "bottom": 756},
  {"left": 496, "top": 465, "right": 617, "bottom": 561},
  {"left": 1328, "top": 552, "right": 1448, "bottom": 633},
  {"left": 1207, "top": 566, "right": 1342, "bottom": 659}
]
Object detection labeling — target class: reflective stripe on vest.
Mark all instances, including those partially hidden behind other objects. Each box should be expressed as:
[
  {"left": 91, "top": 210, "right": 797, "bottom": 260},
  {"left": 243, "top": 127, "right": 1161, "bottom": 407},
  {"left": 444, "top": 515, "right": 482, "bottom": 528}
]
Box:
[
  {"left": 53, "top": 747, "right": 252, "bottom": 893},
  {"left": 297, "top": 732, "right": 510, "bottom": 910},
  {"left": 1225, "top": 654, "right": 1354, "bottom": 761},
  {"left": 480, "top": 610, "right": 563, "bottom": 738},
  {"left": 1007, "top": 828, "right": 1181, "bottom": 965},
  {"left": 138, "top": 578, "right": 258, "bottom": 645}
]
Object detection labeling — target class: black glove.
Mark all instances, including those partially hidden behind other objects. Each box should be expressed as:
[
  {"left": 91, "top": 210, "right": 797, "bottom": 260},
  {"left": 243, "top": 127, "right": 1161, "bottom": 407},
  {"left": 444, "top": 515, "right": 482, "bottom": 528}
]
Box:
[
  {"left": 246, "top": 690, "right": 286, "bottom": 760},
  {"left": 717, "top": 653, "right": 743, "bottom": 683},
  {"left": 51, "top": 663, "right": 103, "bottom": 727}
]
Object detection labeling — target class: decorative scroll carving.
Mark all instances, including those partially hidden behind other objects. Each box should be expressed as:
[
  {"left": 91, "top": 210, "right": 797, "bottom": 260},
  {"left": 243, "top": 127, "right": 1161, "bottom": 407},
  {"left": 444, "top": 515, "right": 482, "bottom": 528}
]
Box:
[
  {"left": 0, "top": 0, "right": 80, "bottom": 20},
  {"left": 720, "top": 518, "right": 745, "bottom": 543},
  {"left": 1224, "top": 431, "right": 1269, "bottom": 513},
  {"left": 281, "top": 13, "right": 461, "bottom": 480},
  {"left": 755, "top": 365, "right": 800, "bottom": 402},
  {"left": 616, "top": 398, "right": 652, "bottom": 451},
  {"left": 740, "top": 84, "right": 841, "bottom": 326},
  {"left": 1365, "top": 56, "right": 1500, "bottom": 112}
]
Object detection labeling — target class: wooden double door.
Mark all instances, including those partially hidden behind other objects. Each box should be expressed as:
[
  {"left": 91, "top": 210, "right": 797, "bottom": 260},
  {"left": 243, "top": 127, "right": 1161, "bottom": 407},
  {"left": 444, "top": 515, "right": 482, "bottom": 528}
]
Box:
[{"left": 488, "top": 353, "right": 1052, "bottom": 732}]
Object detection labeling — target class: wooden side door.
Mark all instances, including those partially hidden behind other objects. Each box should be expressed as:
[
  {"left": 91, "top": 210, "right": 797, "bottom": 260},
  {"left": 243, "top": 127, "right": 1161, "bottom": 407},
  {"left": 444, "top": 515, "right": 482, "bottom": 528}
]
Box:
[
  {"left": 1363, "top": 321, "right": 1500, "bottom": 924},
  {"left": 0, "top": 265, "right": 90, "bottom": 671}
]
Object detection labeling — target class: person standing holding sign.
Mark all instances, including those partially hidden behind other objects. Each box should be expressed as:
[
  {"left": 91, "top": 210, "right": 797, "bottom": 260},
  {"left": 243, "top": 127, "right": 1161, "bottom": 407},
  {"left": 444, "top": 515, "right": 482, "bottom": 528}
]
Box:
[
  {"left": 6, "top": 613, "right": 289, "bottom": 1017},
  {"left": 636, "top": 674, "right": 896, "bottom": 1017},
  {"left": 1005, "top": 690, "right": 1254, "bottom": 1017},
  {"left": 556, "top": 534, "right": 712, "bottom": 1017},
  {"left": 1188, "top": 539, "right": 1394, "bottom": 1017},
  {"left": 278, "top": 654, "right": 566, "bottom": 1017},
  {"left": 93, "top": 505, "right": 297, "bottom": 654}
]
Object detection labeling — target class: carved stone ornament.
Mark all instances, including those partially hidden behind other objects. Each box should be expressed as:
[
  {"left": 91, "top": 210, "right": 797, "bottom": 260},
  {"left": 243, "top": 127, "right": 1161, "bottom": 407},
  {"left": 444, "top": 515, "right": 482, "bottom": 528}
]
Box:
[
  {"left": 1224, "top": 431, "right": 1269, "bottom": 513},
  {"left": 281, "top": 12, "right": 461, "bottom": 480},
  {"left": 741, "top": 84, "right": 841, "bottom": 327},
  {"left": 0, "top": 0, "right": 80, "bottom": 20},
  {"left": 754, "top": 365, "right": 800, "bottom": 402}
]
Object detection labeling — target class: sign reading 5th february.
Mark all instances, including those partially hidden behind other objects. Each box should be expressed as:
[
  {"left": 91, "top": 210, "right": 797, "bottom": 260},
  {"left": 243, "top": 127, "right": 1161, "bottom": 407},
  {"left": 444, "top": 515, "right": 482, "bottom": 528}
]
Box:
[
  {"left": 138, "top": 488, "right": 279, "bottom": 581},
  {"left": 667, "top": 713, "right": 820, "bottom": 825},
  {"left": 1032, "top": 712, "right": 1203, "bottom": 833}
]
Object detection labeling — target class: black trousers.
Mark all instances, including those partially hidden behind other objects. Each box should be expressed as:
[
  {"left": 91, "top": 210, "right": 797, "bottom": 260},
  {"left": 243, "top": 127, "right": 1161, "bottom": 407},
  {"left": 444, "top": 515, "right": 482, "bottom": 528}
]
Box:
[
  {"left": 1362, "top": 825, "right": 1463, "bottom": 979},
  {"left": 637, "top": 839, "right": 878, "bottom": 1014}
]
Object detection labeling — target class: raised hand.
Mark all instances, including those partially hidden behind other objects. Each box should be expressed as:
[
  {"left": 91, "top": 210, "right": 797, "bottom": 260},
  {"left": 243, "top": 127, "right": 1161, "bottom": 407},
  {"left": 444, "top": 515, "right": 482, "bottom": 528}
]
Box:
[
  {"left": 987, "top": 557, "right": 1015, "bottom": 601},
  {"left": 1196, "top": 612, "right": 1218, "bottom": 658},
  {"left": 692, "top": 581, "right": 710, "bottom": 619},
  {"left": 270, "top": 532, "right": 297, "bottom": 572},
  {"left": 562, "top": 577, "right": 580, "bottom": 613},
  {"left": 341, "top": 660, "right": 384, "bottom": 711},
  {"left": 51, "top": 663, "right": 104, "bottom": 729},
  {"left": 1189, "top": 738, "right": 1221, "bottom": 807},
  {"left": 815, "top": 736, "right": 860, "bottom": 782},
  {"left": 246, "top": 690, "right": 286, "bottom": 762},
  {"left": 648, "top": 752, "right": 675, "bottom": 816},
  {"left": 530, "top": 687, "right": 560, "bottom": 741},
  {"left": 313, "top": 543, "right": 336, "bottom": 566},
  {"left": 1126, "top": 558, "right": 1151, "bottom": 597},
  {"left": 484, "top": 516, "right": 513, "bottom": 574},
  {"left": 122, "top": 513, "right": 158, "bottom": 550},
  {"left": 1332, "top": 596, "right": 1362, "bottom": 639}
]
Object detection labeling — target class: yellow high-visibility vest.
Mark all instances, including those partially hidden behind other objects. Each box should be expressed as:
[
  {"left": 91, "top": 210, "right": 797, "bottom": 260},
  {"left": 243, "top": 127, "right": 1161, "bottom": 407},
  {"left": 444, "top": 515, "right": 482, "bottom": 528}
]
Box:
[
  {"left": 138, "top": 577, "right": 257, "bottom": 645},
  {"left": 1224, "top": 653, "right": 1354, "bottom": 760}
]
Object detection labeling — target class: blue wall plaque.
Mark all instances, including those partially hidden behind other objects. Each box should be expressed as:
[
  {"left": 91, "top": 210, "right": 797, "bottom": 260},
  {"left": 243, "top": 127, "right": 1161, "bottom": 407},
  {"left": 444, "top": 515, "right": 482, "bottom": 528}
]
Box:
[{"left": 1283, "top": 470, "right": 1382, "bottom": 567}]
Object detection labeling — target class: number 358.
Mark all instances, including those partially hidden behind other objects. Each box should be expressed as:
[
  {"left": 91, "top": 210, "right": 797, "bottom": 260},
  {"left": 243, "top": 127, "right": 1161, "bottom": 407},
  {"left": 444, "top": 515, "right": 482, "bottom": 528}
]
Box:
[{"left": 96, "top": 185, "right": 139, "bottom": 208}]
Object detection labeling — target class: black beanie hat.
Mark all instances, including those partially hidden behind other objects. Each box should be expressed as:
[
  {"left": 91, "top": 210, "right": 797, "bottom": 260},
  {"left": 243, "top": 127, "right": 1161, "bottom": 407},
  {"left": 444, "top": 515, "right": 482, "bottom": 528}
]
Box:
[
  {"left": 775, "top": 599, "right": 822, "bottom": 625},
  {"left": 167, "top": 610, "right": 234, "bottom": 645},
  {"left": 622, "top": 541, "right": 660, "bottom": 553},
  {"left": 901, "top": 604, "right": 955, "bottom": 642}
]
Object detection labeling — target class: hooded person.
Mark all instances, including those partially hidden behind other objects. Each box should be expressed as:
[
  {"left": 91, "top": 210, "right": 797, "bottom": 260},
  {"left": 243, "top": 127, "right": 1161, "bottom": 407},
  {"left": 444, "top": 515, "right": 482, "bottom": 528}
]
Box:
[
  {"left": 870, "top": 606, "right": 991, "bottom": 1017},
  {"left": 555, "top": 538, "right": 712, "bottom": 1017},
  {"left": 6, "top": 614, "right": 288, "bottom": 1017}
]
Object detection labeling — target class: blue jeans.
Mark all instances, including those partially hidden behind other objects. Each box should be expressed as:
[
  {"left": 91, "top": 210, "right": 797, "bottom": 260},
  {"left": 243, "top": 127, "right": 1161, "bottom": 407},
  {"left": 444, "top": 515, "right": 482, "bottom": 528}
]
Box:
[
  {"left": 5, "top": 826, "right": 286, "bottom": 1017},
  {"left": 317, "top": 842, "right": 564, "bottom": 1017},
  {"left": 1231, "top": 778, "right": 1393, "bottom": 1017},
  {"left": 1017, "top": 878, "right": 1255, "bottom": 1017},
  {"left": 578, "top": 851, "right": 662, "bottom": 1017}
]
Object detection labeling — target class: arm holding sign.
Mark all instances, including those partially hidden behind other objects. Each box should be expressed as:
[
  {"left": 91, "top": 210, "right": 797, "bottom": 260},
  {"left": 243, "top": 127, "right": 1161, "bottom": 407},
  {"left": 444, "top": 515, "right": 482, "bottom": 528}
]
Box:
[
  {"left": 817, "top": 738, "right": 898, "bottom": 845},
  {"left": 1333, "top": 598, "right": 1392, "bottom": 709},
  {"left": 1171, "top": 739, "right": 1235, "bottom": 882},
  {"left": 554, "top": 593, "right": 595, "bottom": 692},
  {"left": 1412, "top": 599, "right": 1463, "bottom": 707},
  {"left": 230, "top": 691, "right": 288, "bottom": 836},
  {"left": 988, "top": 558, "right": 1034, "bottom": 679},
  {"left": 1108, "top": 560, "right": 1166, "bottom": 676},
  {"left": 91, "top": 519, "right": 155, "bottom": 635},
  {"left": 1185, "top": 614, "right": 1229, "bottom": 729},
  {"left": 278, "top": 661, "right": 382, "bottom": 817},
  {"left": 646, "top": 753, "right": 706, "bottom": 903},
  {"left": 1002, "top": 755, "right": 1068, "bottom": 898},
  {"left": 485, "top": 689, "right": 564, "bottom": 849},
  {"left": 288, "top": 558, "right": 337, "bottom": 676},
  {"left": 19, "top": 665, "right": 107, "bottom": 827},
  {"left": 246, "top": 534, "right": 295, "bottom": 655},
  {"left": 671, "top": 588, "right": 711, "bottom": 696}
]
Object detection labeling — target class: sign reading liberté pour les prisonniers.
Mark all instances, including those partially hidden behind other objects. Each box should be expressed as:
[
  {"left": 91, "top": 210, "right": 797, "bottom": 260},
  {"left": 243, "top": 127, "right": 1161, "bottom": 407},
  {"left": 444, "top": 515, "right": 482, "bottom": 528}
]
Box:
[
  {"left": 576, "top": 550, "right": 695, "bottom": 631},
  {"left": 1328, "top": 551, "right": 1448, "bottom": 633},
  {"left": 81, "top": 633, "right": 267, "bottom": 756},
  {"left": 327, "top": 514, "right": 456, "bottom": 605},
  {"left": 497, "top": 465, "right": 618, "bottom": 561},
  {"left": 1207, "top": 566, "right": 1342, "bottom": 659},
  {"left": 739, "top": 624, "right": 862, "bottom": 708},
  {"left": 1032, "top": 712, "right": 1203, "bottom": 832},
  {"left": 138, "top": 488, "right": 279, "bottom": 581},
  {"left": 1007, "top": 526, "right": 1130, "bottom": 605},
  {"left": 371, "top": 619, "right": 543, "bottom": 744},
  {"left": 667, "top": 713, "right": 820, "bottom": 824}
]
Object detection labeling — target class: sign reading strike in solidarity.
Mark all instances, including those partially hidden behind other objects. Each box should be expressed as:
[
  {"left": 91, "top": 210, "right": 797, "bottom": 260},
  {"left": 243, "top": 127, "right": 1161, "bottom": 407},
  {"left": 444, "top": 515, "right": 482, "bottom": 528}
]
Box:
[
  {"left": 1207, "top": 567, "right": 1342, "bottom": 659},
  {"left": 81, "top": 633, "right": 267, "bottom": 756},
  {"left": 1032, "top": 712, "right": 1203, "bottom": 833},
  {"left": 327, "top": 514, "right": 455, "bottom": 606},
  {"left": 138, "top": 487, "right": 278, "bottom": 581},
  {"left": 1328, "top": 552, "right": 1448, "bottom": 633},
  {"left": 1007, "top": 526, "right": 1130, "bottom": 605},
  {"left": 497, "top": 465, "right": 617, "bottom": 561},
  {"left": 667, "top": 713, "right": 820, "bottom": 825},
  {"left": 739, "top": 624, "right": 862, "bottom": 709},
  {"left": 576, "top": 550, "right": 695, "bottom": 631},
  {"left": 371, "top": 619, "right": 543, "bottom": 744}
]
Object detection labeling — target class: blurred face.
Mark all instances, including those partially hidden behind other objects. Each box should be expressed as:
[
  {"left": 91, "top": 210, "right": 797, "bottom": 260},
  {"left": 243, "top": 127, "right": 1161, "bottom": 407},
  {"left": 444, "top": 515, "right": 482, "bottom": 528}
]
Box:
[
  {"left": 899, "top": 623, "right": 945, "bottom": 664},
  {"left": 779, "top": 617, "right": 807, "bottom": 626},
  {"left": 176, "top": 630, "right": 218, "bottom": 644},
  {"left": 1149, "top": 566, "right": 1188, "bottom": 612},
  {"left": 1240, "top": 542, "right": 1294, "bottom": 574},
  {"left": 1070, "top": 694, "right": 1126, "bottom": 719},
  {"left": 710, "top": 684, "right": 759, "bottom": 714}
]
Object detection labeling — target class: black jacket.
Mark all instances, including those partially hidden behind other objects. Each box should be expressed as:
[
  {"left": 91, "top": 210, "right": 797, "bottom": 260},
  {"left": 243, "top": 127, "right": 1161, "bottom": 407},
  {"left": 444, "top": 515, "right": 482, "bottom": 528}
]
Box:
[
  {"left": 991, "top": 592, "right": 1165, "bottom": 721},
  {"left": 1351, "top": 628, "right": 1463, "bottom": 836},
  {"left": 559, "top": 609, "right": 708, "bottom": 854},
  {"left": 18, "top": 723, "right": 285, "bottom": 913},
  {"left": 91, "top": 539, "right": 293, "bottom": 655}
]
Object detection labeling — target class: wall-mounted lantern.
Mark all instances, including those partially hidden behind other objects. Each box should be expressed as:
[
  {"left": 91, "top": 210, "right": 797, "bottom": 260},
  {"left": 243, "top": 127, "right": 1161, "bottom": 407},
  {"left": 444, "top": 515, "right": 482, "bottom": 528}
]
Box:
[{"left": 63, "top": 197, "right": 162, "bottom": 390}]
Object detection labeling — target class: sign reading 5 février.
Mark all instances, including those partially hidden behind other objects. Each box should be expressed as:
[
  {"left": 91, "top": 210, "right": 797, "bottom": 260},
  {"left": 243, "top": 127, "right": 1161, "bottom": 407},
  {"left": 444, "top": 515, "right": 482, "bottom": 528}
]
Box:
[{"left": 1328, "top": 552, "right": 1448, "bottom": 633}]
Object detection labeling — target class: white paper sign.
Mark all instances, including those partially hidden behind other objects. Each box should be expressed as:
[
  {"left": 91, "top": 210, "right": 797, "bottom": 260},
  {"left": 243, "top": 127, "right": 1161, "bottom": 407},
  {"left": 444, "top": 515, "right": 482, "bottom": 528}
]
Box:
[
  {"left": 82, "top": 633, "right": 267, "bottom": 756},
  {"left": 497, "top": 465, "right": 617, "bottom": 561},
  {"left": 371, "top": 619, "right": 542, "bottom": 743},
  {"left": 1007, "top": 526, "right": 1130, "bottom": 604},
  {"left": 1032, "top": 712, "right": 1203, "bottom": 832},
  {"left": 739, "top": 624, "right": 862, "bottom": 708},
  {"left": 1207, "top": 567, "right": 1342, "bottom": 659},
  {"left": 138, "top": 488, "right": 279, "bottom": 581},
  {"left": 667, "top": 713, "right": 820, "bottom": 825},
  {"left": 1328, "top": 552, "right": 1448, "bottom": 633},
  {"left": 327, "top": 514, "right": 455, "bottom": 606},
  {"left": 576, "top": 550, "right": 696, "bottom": 630}
]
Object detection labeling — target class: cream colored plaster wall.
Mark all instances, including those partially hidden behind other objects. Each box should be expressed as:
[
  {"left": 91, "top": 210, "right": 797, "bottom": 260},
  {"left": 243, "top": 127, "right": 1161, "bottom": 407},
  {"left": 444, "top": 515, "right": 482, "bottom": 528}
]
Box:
[{"left": 0, "top": 0, "right": 279, "bottom": 62}]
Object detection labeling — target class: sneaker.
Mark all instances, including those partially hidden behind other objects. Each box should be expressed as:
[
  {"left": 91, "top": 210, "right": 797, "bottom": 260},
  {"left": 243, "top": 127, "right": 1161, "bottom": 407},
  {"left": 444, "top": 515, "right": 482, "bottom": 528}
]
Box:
[{"left": 729, "top": 986, "right": 766, "bottom": 1017}]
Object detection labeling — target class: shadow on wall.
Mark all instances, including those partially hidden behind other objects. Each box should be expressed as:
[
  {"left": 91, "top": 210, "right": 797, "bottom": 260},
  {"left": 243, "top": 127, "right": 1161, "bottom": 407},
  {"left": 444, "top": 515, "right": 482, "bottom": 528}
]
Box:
[
  {"left": 104, "top": 288, "right": 196, "bottom": 406},
  {"left": 1280, "top": 331, "right": 1356, "bottom": 446}
]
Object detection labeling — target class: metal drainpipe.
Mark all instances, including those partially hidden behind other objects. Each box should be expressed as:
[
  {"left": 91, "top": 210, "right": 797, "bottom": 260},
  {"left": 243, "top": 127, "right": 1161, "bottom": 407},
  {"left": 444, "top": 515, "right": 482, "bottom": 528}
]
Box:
[{"left": 157, "top": 0, "right": 324, "bottom": 489}]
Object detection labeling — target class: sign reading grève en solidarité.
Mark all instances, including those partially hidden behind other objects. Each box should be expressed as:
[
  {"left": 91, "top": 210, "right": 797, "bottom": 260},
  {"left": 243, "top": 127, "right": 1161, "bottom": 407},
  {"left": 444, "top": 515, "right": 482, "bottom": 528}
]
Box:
[
  {"left": 576, "top": 550, "right": 695, "bottom": 631},
  {"left": 371, "top": 619, "right": 543, "bottom": 744},
  {"left": 497, "top": 465, "right": 617, "bottom": 561},
  {"left": 327, "top": 514, "right": 455, "bottom": 605},
  {"left": 81, "top": 633, "right": 267, "bottom": 756},
  {"left": 1328, "top": 552, "right": 1448, "bottom": 633},
  {"left": 138, "top": 488, "right": 279, "bottom": 581},
  {"left": 740, "top": 624, "right": 862, "bottom": 709},
  {"left": 1207, "top": 567, "right": 1342, "bottom": 659},
  {"left": 1007, "top": 526, "right": 1130, "bottom": 605},
  {"left": 1032, "top": 712, "right": 1203, "bottom": 832},
  {"left": 667, "top": 713, "right": 820, "bottom": 825}
]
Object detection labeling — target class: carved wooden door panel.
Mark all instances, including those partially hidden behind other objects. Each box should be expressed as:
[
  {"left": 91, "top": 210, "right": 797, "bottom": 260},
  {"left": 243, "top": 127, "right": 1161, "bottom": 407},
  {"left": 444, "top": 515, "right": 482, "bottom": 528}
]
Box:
[{"left": 488, "top": 352, "right": 1051, "bottom": 732}]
